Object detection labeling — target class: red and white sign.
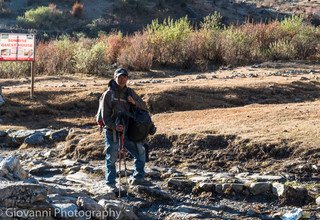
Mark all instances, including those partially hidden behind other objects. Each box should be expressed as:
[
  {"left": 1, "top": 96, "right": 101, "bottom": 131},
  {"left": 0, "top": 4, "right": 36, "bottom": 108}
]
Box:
[{"left": 0, "top": 33, "right": 35, "bottom": 61}]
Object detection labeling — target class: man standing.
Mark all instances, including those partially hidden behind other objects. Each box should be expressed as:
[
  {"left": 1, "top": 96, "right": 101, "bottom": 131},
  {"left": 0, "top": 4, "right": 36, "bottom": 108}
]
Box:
[{"left": 99, "top": 68, "right": 147, "bottom": 189}]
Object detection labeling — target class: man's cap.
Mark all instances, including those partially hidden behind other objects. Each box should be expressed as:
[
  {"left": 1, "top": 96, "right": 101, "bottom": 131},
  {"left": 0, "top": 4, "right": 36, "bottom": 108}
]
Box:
[{"left": 114, "top": 68, "right": 128, "bottom": 78}]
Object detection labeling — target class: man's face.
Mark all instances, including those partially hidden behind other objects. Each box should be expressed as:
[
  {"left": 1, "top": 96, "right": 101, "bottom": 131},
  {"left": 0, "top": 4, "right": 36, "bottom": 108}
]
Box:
[{"left": 115, "top": 74, "right": 128, "bottom": 88}]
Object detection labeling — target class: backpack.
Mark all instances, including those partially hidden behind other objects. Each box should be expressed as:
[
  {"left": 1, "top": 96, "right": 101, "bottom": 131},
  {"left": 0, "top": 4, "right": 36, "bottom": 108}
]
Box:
[
  {"left": 96, "top": 91, "right": 107, "bottom": 127},
  {"left": 127, "top": 107, "right": 153, "bottom": 142}
]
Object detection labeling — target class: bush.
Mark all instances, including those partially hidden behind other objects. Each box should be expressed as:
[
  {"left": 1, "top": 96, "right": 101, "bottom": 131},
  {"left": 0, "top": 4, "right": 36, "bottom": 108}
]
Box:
[
  {"left": 74, "top": 40, "right": 108, "bottom": 75},
  {"left": 290, "top": 25, "right": 320, "bottom": 59},
  {"left": 117, "top": 33, "right": 153, "bottom": 71},
  {"left": 35, "top": 37, "right": 76, "bottom": 75},
  {"left": 220, "top": 25, "right": 260, "bottom": 65},
  {"left": 0, "top": 62, "right": 30, "bottom": 78},
  {"left": 200, "top": 12, "right": 222, "bottom": 31},
  {"left": 102, "top": 32, "right": 127, "bottom": 65},
  {"left": 267, "top": 39, "right": 297, "bottom": 60},
  {"left": 17, "top": 5, "right": 67, "bottom": 29},
  {"left": 147, "top": 16, "right": 192, "bottom": 66},
  {"left": 280, "top": 15, "right": 304, "bottom": 38},
  {"left": 72, "top": 2, "right": 84, "bottom": 18}
]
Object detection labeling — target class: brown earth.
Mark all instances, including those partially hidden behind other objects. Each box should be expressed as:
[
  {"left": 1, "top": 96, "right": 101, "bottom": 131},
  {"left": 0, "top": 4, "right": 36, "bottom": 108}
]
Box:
[{"left": 0, "top": 61, "right": 320, "bottom": 177}]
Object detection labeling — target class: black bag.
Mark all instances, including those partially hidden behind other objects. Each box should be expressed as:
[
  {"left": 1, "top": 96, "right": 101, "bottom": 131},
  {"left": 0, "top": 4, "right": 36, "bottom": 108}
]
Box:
[{"left": 127, "top": 107, "right": 153, "bottom": 142}]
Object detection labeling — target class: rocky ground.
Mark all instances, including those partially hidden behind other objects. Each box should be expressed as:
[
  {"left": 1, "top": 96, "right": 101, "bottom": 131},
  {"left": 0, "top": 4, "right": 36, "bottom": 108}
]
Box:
[{"left": 0, "top": 61, "right": 320, "bottom": 219}]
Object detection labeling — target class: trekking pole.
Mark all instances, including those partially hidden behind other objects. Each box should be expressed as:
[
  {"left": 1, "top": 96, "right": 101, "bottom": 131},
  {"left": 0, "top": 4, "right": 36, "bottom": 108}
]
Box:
[
  {"left": 118, "top": 132, "right": 122, "bottom": 198},
  {"left": 121, "top": 132, "right": 129, "bottom": 197}
]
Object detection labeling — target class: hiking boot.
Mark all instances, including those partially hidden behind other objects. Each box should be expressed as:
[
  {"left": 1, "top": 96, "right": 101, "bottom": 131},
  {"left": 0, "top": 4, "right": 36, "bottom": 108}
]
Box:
[{"left": 128, "top": 178, "right": 151, "bottom": 186}]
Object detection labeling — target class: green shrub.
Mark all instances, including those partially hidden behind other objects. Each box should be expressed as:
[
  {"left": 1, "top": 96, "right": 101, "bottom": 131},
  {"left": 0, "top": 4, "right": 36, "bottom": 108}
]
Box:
[
  {"left": 147, "top": 16, "right": 192, "bottom": 66},
  {"left": 74, "top": 40, "right": 108, "bottom": 75},
  {"left": 220, "top": 26, "right": 260, "bottom": 65},
  {"left": 267, "top": 39, "right": 297, "bottom": 60},
  {"left": 17, "top": 5, "right": 68, "bottom": 29},
  {"left": 200, "top": 12, "right": 222, "bottom": 31},
  {"left": 280, "top": 15, "right": 304, "bottom": 38},
  {"left": 290, "top": 25, "right": 320, "bottom": 59},
  {"left": 117, "top": 33, "right": 153, "bottom": 71},
  {"left": 0, "top": 62, "right": 30, "bottom": 78}
]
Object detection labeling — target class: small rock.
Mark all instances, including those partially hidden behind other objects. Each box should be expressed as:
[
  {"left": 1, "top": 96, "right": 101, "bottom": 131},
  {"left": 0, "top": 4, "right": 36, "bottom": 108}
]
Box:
[
  {"left": 44, "top": 150, "right": 57, "bottom": 158},
  {"left": 77, "top": 197, "right": 105, "bottom": 220},
  {"left": 167, "top": 178, "right": 195, "bottom": 192},
  {"left": 316, "top": 197, "right": 320, "bottom": 205},
  {"left": 249, "top": 182, "right": 271, "bottom": 195},
  {"left": 300, "top": 76, "right": 309, "bottom": 81},
  {"left": 165, "top": 212, "right": 201, "bottom": 219},
  {"left": 248, "top": 174, "right": 286, "bottom": 182},
  {"left": 231, "top": 183, "right": 244, "bottom": 193},
  {"left": 24, "top": 132, "right": 45, "bottom": 145},
  {"left": 0, "top": 94, "right": 5, "bottom": 106},
  {"left": 194, "top": 182, "right": 215, "bottom": 193},
  {"left": 272, "top": 182, "right": 285, "bottom": 197},
  {"left": 52, "top": 203, "right": 78, "bottom": 219},
  {"left": 0, "top": 131, "right": 7, "bottom": 137},
  {"left": 98, "top": 199, "right": 138, "bottom": 220},
  {"left": 50, "top": 128, "right": 69, "bottom": 142},
  {"left": 131, "top": 185, "right": 172, "bottom": 202},
  {"left": 9, "top": 130, "right": 37, "bottom": 145},
  {"left": 195, "top": 74, "right": 206, "bottom": 79}
]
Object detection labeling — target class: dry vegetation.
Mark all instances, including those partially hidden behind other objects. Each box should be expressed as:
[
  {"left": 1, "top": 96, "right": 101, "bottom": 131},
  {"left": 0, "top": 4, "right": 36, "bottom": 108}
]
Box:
[{"left": 0, "top": 14, "right": 319, "bottom": 77}]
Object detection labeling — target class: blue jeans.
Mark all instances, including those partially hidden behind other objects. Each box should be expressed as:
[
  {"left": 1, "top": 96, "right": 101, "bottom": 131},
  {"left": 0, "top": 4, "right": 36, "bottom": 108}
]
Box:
[{"left": 104, "top": 129, "right": 146, "bottom": 185}]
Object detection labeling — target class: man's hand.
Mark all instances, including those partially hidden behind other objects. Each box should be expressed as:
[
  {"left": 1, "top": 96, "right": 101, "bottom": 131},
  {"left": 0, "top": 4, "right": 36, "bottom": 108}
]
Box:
[
  {"left": 116, "top": 125, "right": 124, "bottom": 132},
  {"left": 127, "top": 96, "right": 136, "bottom": 105}
]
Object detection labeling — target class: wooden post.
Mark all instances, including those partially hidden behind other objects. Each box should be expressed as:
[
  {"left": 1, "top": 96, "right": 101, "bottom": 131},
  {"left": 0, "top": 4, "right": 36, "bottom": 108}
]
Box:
[{"left": 30, "top": 61, "right": 34, "bottom": 99}]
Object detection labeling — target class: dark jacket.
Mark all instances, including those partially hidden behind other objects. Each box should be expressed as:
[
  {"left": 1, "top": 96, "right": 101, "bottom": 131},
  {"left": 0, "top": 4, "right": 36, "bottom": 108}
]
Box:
[{"left": 100, "top": 79, "right": 147, "bottom": 130}]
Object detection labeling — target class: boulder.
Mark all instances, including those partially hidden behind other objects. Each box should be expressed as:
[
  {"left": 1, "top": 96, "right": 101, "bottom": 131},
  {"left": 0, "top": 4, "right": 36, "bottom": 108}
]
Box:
[
  {"left": 8, "top": 130, "right": 37, "bottom": 145},
  {"left": 77, "top": 197, "right": 106, "bottom": 220},
  {"left": 249, "top": 182, "right": 271, "bottom": 195},
  {"left": 24, "top": 132, "right": 45, "bottom": 145},
  {"left": 98, "top": 199, "right": 138, "bottom": 220},
  {"left": 280, "top": 186, "right": 311, "bottom": 206},
  {"left": 0, "top": 156, "right": 29, "bottom": 180},
  {"left": 316, "top": 197, "right": 320, "bottom": 206},
  {"left": 167, "top": 178, "right": 195, "bottom": 192},
  {"left": 231, "top": 183, "right": 244, "bottom": 193},
  {"left": 0, "top": 182, "right": 47, "bottom": 208},
  {"left": 193, "top": 182, "right": 215, "bottom": 194},
  {"left": 131, "top": 185, "right": 173, "bottom": 202}
]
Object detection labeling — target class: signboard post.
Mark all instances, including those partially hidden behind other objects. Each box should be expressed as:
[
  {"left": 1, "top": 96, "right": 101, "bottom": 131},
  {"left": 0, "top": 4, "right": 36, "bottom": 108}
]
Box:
[{"left": 0, "top": 33, "right": 36, "bottom": 98}]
